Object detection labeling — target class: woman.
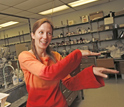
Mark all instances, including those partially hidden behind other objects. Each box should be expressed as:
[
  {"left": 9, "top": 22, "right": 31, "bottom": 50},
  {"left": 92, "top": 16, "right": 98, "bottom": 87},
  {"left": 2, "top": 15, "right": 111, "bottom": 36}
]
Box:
[{"left": 18, "top": 18, "right": 118, "bottom": 107}]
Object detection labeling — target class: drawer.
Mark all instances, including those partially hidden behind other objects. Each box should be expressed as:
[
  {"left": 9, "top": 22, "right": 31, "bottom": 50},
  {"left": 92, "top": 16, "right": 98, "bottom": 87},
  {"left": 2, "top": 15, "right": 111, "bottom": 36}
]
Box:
[
  {"left": 119, "top": 62, "right": 124, "bottom": 74},
  {"left": 81, "top": 57, "right": 96, "bottom": 64},
  {"left": 80, "top": 63, "right": 93, "bottom": 69},
  {"left": 66, "top": 91, "right": 78, "bottom": 106},
  {"left": 60, "top": 83, "right": 66, "bottom": 91},
  {"left": 70, "top": 65, "right": 80, "bottom": 77},
  {"left": 62, "top": 88, "right": 72, "bottom": 98}
]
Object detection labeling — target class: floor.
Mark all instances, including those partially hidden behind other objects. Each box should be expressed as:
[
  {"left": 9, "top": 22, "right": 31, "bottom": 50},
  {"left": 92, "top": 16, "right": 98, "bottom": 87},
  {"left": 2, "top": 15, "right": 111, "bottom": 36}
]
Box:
[{"left": 70, "top": 78, "right": 124, "bottom": 107}]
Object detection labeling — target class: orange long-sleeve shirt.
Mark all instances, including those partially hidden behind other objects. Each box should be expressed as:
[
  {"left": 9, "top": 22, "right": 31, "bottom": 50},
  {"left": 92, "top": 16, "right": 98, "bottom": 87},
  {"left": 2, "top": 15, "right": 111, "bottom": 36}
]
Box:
[{"left": 18, "top": 49, "right": 104, "bottom": 107}]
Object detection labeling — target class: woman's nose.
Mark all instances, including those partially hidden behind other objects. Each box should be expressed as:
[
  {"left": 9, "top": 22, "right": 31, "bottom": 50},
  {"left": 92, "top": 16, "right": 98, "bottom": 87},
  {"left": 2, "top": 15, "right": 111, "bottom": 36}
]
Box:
[{"left": 43, "top": 33, "right": 48, "bottom": 39}]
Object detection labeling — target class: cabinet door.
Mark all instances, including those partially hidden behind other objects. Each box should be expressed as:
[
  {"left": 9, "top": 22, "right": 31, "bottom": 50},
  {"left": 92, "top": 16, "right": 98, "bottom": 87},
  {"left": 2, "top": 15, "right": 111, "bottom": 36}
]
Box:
[
  {"left": 60, "top": 82, "right": 66, "bottom": 91},
  {"left": 80, "top": 57, "right": 96, "bottom": 70},
  {"left": 80, "top": 63, "right": 93, "bottom": 69},
  {"left": 81, "top": 57, "right": 96, "bottom": 65},
  {"left": 62, "top": 88, "right": 72, "bottom": 98},
  {"left": 66, "top": 91, "right": 78, "bottom": 106},
  {"left": 70, "top": 65, "right": 80, "bottom": 77},
  {"left": 119, "top": 61, "right": 124, "bottom": 74}
]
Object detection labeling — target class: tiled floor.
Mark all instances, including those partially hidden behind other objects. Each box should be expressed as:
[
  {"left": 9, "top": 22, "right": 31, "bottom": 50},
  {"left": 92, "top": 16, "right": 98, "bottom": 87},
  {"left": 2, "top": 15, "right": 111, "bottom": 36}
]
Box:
[{"left": 70, "top": 78, "right": 124, "bottom": 107}]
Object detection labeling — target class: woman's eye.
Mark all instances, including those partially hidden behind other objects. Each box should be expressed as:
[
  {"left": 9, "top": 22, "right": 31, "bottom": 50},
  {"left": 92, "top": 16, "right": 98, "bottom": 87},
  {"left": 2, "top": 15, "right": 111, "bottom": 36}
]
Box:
[
  {"left": 40, "top": 31, "right": 43, "bottom": 34},
  {"left": 48, "top": 32, "right": 52, "bottom": 36}
]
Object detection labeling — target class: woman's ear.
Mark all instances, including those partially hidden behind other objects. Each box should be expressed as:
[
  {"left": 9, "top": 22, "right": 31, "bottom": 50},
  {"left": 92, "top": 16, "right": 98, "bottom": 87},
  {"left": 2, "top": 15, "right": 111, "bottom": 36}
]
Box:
[{"left": 31, "top": 32, "right": 35, "bottom": 39}]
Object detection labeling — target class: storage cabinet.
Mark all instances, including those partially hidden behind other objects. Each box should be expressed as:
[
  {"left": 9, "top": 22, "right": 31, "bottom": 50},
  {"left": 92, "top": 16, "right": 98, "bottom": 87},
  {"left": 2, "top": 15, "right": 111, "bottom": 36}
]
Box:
[
  {"left": 116, "top": 61, "right": 124, "bottom": 74},
  {"left": 60, "top": 65, "right": 81, "bottom": 106},
  {"left": 118, "top": 61, "right": 124, "bottom": 74}
]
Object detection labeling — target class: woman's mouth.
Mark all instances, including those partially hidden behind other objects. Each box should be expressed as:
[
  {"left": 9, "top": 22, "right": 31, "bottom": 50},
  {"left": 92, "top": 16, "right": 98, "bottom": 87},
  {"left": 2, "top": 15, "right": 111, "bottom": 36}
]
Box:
[{"left": 40, "top": 41, "right": 48, "bottom": 45}]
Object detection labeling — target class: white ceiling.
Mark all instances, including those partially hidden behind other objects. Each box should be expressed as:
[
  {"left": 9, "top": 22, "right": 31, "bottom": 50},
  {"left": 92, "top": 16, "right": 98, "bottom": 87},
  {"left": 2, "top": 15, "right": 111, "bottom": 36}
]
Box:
[{"left": 0, "top": 0, "right": 116, "bottom": 30}]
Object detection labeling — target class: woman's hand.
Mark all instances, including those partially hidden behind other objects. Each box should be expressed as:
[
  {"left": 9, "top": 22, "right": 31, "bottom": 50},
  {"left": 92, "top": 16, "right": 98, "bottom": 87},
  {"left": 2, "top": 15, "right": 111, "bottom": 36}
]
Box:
[
  {"left": 80, "top": 50, "right": 101, "bottom": 57},
  {"left": 93, "top": 67, "right": 119, "bottom": 78}
]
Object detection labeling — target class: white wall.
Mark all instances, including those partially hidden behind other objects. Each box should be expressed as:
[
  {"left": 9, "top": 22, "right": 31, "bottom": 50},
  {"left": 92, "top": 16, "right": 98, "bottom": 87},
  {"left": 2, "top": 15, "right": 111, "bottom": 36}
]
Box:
[{"left": 51, "top": 0, "right": 124, "bottom": 26}]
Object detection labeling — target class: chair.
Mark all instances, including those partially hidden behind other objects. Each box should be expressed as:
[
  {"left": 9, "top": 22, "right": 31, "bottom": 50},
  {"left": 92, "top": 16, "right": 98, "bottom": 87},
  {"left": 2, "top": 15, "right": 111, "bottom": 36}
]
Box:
[{"left": 96, "top": 58, "right": 118, "bottom": 82}]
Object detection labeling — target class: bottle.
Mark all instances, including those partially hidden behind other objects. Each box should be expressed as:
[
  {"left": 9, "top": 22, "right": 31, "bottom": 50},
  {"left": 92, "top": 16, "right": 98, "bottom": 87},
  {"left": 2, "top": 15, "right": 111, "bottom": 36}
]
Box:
[
  {"left": 12, "top": 74, "right": 18, "bottom": 85},
  {"left": 18, "top": 70, "right": 24, "bottom": 82},
  {"left": 78, "top": 29, "right": 82, "bottom": 34},
  {"left": 109, "top": 11, "right": 113, "bottom": 17},
  {"left": 88, "top": 27, "right": 91, "bottom": 32}
]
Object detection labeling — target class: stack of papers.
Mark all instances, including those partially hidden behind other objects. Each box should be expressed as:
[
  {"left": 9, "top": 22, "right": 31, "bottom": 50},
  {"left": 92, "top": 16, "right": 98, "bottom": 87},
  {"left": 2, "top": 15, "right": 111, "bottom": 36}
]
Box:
[
  {"left": 0, "top": 101, "right": 11, "bottom": 107},
  {"left": 0, "top": 93, "right": 10, "bottom": 107}
]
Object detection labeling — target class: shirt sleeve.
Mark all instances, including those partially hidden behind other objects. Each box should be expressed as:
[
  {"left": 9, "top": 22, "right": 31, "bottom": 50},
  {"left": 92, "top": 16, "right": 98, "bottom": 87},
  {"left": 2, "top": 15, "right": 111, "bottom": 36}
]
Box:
[
  {"left": 18, "top": 49, "right": 82, "bottom": 81},
  {"left": 62, "top": 66, "right": 105, "bottom": 91}
]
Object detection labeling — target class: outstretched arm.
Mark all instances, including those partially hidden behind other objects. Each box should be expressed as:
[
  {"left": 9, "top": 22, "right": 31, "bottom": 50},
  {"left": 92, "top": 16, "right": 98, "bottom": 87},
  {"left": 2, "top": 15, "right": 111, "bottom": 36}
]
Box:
[
  {"left": 62, "top": 66, "right": 105, "bottom": 91},
  {"left": 62, "top": 66, "right": 119, "bottom": 91}
]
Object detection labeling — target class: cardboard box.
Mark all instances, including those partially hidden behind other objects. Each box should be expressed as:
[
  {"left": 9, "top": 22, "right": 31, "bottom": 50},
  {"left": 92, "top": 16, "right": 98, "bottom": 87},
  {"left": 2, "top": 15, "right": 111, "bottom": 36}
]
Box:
[
  {"left": 115, "top": 10, "right": 124, "bottom": 16},
  {"left": 104, "top": 17, "right": 114, "bottom": 25},
  {"left": 119, "top": 24, "right": 124, "bottom": 28},
  {"left": 89, "top": 11, "right": 104, "bottom": 21},
  {"left": 68, "top": 20, "right": 74, "bottom": 25},
  {"left": 105, "top": 24, "right": 113, "bottom": 30},
  {"left": 98, "top": 25, "right": 105, "bottom": 31},
  {"left": 82, "top": 15, "right": 89, "bottom": 23}
]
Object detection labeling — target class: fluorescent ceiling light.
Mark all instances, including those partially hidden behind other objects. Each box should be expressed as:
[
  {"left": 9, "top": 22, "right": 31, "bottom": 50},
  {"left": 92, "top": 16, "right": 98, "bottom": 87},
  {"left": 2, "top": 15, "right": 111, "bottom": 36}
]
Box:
[
  {"left": 0, "top": 21, "right": 19, "bottom": 28},
  {"left": 39, "top": 5, "right": 69, "bottom": 15},
  {"left": 69, "top": 0, "right": 98, "bottom": 7}
]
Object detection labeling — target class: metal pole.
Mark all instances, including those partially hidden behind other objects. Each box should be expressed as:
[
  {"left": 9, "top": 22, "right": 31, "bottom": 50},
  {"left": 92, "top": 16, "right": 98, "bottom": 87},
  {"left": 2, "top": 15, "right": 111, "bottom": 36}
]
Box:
[{"left": 28, "top": 18, "right": 32, "bottom": 40}]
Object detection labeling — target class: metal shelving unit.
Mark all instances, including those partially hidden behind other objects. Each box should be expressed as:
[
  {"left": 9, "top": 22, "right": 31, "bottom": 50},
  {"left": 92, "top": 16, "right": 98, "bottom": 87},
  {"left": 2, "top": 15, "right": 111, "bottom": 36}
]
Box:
[{"left": 51, "top": 14, "right": 124, "bottom": 52}]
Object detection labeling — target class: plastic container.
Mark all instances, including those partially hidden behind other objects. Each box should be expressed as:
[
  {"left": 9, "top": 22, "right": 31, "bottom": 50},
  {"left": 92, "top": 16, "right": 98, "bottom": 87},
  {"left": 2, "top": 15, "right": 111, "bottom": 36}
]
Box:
[
  {"left": 18, "top": 70, "right": 24, "bottom": 82},
  {"left": 12, "top": 74, "right": 18, "bottom": 85}
]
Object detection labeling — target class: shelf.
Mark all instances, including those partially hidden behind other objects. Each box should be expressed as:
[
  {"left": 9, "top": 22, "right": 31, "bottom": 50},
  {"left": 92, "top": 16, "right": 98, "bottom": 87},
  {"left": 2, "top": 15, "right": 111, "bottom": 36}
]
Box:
[
  {"left": 54, "top": 17, "right": 105, "bottom": 30},
  {"left": 52, "top": 29, "right": 113, "bottom": 40},
  {"left": 52, "top": 37, "right": 124, "bottom": 48},
  {"left": 54, "top": 22, "right": 89, "bottom": 30},
  {"left": 3, "top": 40, "right": 31, "bottom": 47},
  {"left": 117, "top": 27, "right": 124, "bottom": 30},
  {"left": 52, "top": 36, "right": 66, "bottom": 40},
  {"left": 114, "top": 14, "right": 124, "bottom": 18},
  {"left": 54, "top": 14, "right": 124, "bottom": 31},
  {"left": 98, "top": 38, "right": 124, "bottom": 42},
  {"left": 0, "top": 33, "right": 30, "bottom": 40},
  {"left": 97, "top": 29, "right": 113, "bottom": 33},
  {"left": 52, "top": 41, "right": 97, "bottom": 48},
  {"left": 68, "top": 33, "right": 91, "bottom": 37}
]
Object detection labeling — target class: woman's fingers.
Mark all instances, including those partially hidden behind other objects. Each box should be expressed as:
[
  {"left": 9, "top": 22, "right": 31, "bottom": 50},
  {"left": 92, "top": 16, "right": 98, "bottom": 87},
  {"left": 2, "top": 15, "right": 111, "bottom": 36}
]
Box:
[
  {"left": 80, "top": 50, "right": 101, "bottom": 56},
  {"left": 90, "top": 52, "right": 101, "bottom": 56},
  {"left": 102, "top": 68, "right": 119, "bottom": 74},
  {"left": 93, "top": 67, "right": 119, "bottom": 78},
  {"left": 96, "top": 70, "right": 108, "bottom": 78}
]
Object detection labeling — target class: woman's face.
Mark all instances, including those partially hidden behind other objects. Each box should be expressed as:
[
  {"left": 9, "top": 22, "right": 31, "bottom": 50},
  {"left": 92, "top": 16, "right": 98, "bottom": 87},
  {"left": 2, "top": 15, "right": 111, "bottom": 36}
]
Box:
[{"left": 31, "top": 22, "right": 52, "bottom": 51}]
